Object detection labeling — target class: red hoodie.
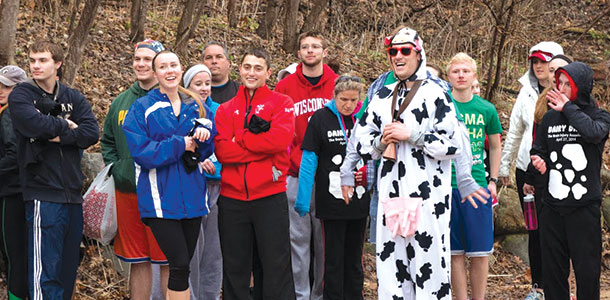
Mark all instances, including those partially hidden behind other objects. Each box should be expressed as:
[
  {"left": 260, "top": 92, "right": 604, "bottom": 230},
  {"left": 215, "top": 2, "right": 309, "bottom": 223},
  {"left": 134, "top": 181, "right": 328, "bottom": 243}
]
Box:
[
  {"left": 275, "top": 63, "right": 338, "bottom": 177},
  {"left": 215, "top": 85, "right": 295, "bottom": 201}
]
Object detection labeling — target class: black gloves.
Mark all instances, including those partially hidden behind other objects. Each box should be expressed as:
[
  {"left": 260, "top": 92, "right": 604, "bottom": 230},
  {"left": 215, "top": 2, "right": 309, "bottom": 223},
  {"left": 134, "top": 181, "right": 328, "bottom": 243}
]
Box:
[
  {"left": 248, "top": 114, "right": 271, "bottom": 134},
  {"left": 181, "top": 150, "right": 201, "bottom": 173},
  {"left": 35, "top": 96, "right": 62, "bottom": 116}
]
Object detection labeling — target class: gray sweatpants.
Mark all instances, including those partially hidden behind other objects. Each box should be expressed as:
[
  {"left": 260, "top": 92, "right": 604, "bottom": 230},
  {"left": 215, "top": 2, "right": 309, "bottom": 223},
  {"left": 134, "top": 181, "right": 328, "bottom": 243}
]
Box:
[
  {"left": 189, "top": 181, "right": 222, "bottom": 300},
  {"left": 286, "top": 176, "right": 324, "bottom": 300}
]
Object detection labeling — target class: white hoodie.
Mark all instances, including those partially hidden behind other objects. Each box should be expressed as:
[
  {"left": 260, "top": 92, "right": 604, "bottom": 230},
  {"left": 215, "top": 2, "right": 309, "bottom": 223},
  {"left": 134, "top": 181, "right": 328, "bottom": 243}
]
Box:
[{"left": 499, "top": 41, "right": 564, "bottom": 176}]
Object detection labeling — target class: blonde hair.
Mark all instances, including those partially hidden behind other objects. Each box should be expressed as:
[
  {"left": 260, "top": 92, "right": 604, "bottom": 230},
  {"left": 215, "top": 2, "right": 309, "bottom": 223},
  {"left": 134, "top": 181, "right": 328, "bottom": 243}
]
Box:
[
  {"left": 178, "top": 86, "right": 206, "bottom": 119},
  {"left": 446, "top": 52, "right": 478, "bottom": 75},
  {"left": 334, "top": 73, "right": 365, "bottom": 99}
]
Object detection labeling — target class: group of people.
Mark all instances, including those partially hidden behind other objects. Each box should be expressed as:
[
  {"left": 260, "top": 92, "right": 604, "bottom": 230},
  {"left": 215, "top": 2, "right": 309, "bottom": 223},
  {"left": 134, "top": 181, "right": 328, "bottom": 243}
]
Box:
[{"left": 0, "top": 24, "right": 606, "bottom": 300}]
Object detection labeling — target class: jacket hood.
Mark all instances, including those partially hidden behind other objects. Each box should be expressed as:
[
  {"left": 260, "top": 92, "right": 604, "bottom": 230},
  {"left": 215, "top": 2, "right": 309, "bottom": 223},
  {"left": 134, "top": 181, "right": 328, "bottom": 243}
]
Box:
[
  {"left": 387, "top": 27, "right": 428, "bottom": 82},
  {"left": 19, "top": 78, "right": 66, "bottom": 98},
  {"left": 295, "top": 63, "right": 337, "bottom": 87},
  {"left": 556, "top": 62, "right": 596, "bottom": 109},
  {"left": 525, "top": 41, "right": 564, "bottom": 92},
  {"left": 127, "top": 81, "right": 150, "bottom": 97}
]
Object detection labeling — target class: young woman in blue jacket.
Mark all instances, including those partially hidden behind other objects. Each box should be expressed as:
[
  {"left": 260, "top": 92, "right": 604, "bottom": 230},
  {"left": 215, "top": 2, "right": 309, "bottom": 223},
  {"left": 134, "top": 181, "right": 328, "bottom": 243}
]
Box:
[{"left": 123, "top": 50, "right": 215, "bottom": 300}]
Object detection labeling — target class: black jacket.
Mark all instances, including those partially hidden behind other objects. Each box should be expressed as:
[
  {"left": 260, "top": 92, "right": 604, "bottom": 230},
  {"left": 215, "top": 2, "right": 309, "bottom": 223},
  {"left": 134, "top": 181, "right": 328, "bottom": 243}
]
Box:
[
  {"left": 8, "top": 79, "right": 99, "bottom": 203},
  {"left": 0, "top": 108, "right": 20, "bottom": 197},
  {"left": 530, "top": 62, "right": 610, "bottom": 214}
]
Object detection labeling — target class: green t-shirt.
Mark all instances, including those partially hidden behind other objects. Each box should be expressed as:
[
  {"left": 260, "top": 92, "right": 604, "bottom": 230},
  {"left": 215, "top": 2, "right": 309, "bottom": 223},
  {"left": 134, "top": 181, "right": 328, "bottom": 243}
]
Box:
[{"left": 450, "top": 93, "right": 503, "bottom": 188}]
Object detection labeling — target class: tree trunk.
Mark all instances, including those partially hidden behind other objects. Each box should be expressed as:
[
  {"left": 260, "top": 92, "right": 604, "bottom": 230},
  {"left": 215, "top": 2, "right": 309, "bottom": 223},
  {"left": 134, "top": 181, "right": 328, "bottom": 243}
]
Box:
[
  {"left": 174, "top": 0, "right": 205, "bottom": 58},
  {"left": 256, "top": 0, "right": 281, "bottom": 39},
  {"left": 227, "top": 0, "right": 238, "bottom": 28},
  {"left": 129, "top": 0, "right": 147, "bottom": 42},
  {"left": 300, "top": 0, "right": 328, "bottom": 33},
  {"left": 68, "top": 0, "right": 82, "bottom": 34},
  {"left": 63, "top": 0, "right": 101, "bottom": 86},
  {"left": 282, "top": 0, "right": 301, "bottom": 53},
  {"left": 488, "top": 1, "right": 516, "bottom": 103},
  {"left": 0, "top": 0, "right": 20, "bottom": 66}
]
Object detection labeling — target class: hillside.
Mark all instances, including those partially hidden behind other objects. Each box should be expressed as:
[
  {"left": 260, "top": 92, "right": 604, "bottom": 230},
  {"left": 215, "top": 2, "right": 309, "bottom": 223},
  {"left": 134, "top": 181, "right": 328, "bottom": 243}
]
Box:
[{"left": 3, "top": 0, "right": 610, "bottom": 299}]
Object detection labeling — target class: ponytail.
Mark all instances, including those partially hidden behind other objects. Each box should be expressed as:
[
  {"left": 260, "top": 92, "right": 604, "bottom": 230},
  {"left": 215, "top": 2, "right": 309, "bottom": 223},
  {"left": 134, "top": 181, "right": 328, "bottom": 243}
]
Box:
[{"left": 178, "top": 86, "right": 206, "bottom": 119}]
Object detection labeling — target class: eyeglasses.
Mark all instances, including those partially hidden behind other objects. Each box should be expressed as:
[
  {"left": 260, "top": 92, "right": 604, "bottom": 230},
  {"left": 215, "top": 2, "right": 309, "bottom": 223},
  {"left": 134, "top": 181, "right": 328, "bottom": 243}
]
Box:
[
  {"left": 336, "top": 75, "right": 362, "bottom": 83},
  {"left": 387, "top": 46, "right": 415, "bottom": 57}
]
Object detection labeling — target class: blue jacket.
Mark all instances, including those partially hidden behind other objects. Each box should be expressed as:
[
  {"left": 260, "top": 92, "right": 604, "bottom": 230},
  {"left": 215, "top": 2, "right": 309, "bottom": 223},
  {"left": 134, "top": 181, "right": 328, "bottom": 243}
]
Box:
[
  {"left": 123, "top": 89, "right": 215, "bottom": 219},
  {"left": 205, "top": 96, "right": 221, "bottom": 181}
]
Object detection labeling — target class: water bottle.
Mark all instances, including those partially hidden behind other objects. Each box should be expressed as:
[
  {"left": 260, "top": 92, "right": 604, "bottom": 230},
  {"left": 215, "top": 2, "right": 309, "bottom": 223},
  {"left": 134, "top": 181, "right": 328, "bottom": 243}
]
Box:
[{"left": 523, "top": 194, "right": 538, "bottom": 230}]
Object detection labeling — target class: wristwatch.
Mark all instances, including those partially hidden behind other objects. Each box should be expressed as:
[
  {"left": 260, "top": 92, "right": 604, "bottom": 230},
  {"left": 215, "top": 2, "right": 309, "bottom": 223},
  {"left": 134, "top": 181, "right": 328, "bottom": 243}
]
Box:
[{"left": 489, "top": 177, "right": 499, "bottom": 183}]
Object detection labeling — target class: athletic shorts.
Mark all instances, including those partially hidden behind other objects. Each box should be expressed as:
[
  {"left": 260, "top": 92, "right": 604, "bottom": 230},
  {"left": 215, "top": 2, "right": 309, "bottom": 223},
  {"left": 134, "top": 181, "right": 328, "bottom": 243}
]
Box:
[
  {"left": 114, "top": 190, "right": 167, "bottom": 264},
  {"left": 450, "top": 188, "right": 494, "bottom": 256}
]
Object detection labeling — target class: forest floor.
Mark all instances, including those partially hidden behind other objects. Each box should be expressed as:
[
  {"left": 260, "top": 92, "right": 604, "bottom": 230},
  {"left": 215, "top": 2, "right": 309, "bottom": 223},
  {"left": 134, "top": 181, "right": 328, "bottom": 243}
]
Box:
[
  {"left": 3, "top": 0, "right": 610, "bottom": 299},
  {"left": 0, "top": 229, "right": 607, "bottom": 299}
]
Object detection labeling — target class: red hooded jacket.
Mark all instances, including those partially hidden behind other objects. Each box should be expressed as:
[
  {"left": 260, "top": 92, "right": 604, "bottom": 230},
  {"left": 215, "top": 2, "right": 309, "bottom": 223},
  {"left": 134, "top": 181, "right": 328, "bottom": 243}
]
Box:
[
  {"left": 275, "top": 63, "right": 338, "bottom": 177},
  {"left": 215, "top": 85, "right": 295, "bottom": 201}
]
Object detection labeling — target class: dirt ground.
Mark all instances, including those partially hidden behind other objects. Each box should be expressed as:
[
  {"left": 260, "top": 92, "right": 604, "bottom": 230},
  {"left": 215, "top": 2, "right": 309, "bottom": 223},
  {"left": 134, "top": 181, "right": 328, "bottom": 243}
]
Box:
[{"left": 0, "top": 229, "right": 607, "bottom": 299}]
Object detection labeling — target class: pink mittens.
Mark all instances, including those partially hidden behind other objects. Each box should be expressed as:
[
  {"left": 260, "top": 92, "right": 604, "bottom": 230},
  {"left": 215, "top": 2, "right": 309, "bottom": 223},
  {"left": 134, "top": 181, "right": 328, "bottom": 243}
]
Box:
[{"left": 381, "top": 197, "right": 422, "bottom": 238}]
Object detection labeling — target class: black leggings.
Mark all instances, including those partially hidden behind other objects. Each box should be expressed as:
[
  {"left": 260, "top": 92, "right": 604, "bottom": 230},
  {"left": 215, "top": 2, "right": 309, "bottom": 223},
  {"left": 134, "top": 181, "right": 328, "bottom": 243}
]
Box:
[
  {"left": 0, "top": 194, "right": 28, "bottom": 300},
  {"left": 143, "top": 217, "right": 202, "bottom": 291}
]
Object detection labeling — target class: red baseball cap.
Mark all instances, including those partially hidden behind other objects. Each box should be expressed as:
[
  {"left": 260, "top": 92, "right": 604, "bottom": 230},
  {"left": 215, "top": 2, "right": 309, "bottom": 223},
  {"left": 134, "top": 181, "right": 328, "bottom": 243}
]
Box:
[{"left": 528, "top": 50, "right": 553, "bottom": 62}]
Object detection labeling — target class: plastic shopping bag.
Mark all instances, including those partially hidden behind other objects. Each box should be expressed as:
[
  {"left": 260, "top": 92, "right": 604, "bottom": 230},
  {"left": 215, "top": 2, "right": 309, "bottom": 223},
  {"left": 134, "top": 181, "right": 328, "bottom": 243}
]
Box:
[
  {"left": 82, "top": 163, "right": 117, "bottom": 245},
  {"left": 380, "top": 197, "right": 422, "bottom": 238}
]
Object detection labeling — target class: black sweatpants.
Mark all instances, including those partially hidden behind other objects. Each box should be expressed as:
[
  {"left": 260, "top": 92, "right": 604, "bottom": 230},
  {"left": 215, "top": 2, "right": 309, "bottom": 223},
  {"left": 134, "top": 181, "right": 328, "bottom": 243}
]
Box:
[
  {"left": 218, "top": 193, "right": 295, "bottom": 300},
  {"left": 539, "top": 203, "right": 601, "bottom": 300},
  {"left": 143, "top": 217, "right": 202, "bottom": 291},
  {"left": 0, "top": 194, "right": 28, "bottom": 300},
  {"left": 516, "top": 168, "right": 543, "bottom": 288},
  {"left": 322, "top": 218, "right": 367, "bottom": 300}
]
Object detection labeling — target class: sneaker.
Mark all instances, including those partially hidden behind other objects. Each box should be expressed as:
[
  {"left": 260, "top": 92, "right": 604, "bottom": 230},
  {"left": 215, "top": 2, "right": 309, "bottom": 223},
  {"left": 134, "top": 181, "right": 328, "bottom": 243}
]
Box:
[{"left": 524, "top": 285, "right": 545, "bottom": 300}]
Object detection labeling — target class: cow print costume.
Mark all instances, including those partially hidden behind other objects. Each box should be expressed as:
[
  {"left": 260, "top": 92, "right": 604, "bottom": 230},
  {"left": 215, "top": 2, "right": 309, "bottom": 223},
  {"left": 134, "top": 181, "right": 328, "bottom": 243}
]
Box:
[{"left": 353, "top": 27, "right": 461, "bottom": 300}]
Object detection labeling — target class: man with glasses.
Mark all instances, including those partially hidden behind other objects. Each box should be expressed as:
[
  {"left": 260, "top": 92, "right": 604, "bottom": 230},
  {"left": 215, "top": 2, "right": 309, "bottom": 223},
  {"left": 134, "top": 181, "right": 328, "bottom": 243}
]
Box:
[
  {"left": 353, "top": 27, "right": 462, "bottom": 299},
  {"left": 275, "top": 31, "right": 337, "bottom": 300}
]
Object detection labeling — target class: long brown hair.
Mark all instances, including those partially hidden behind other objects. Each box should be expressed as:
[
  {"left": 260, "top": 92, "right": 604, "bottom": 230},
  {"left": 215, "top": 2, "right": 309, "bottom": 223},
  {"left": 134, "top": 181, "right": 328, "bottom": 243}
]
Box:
[
  {"left": 533, "top": 55, "right": 573, "bottom": 124},
  {"left": 152, "top": 50, "right": 206, "bottom": 119},
  {"left": 534, "top": 86, "right": 551, "bottom": 124}
]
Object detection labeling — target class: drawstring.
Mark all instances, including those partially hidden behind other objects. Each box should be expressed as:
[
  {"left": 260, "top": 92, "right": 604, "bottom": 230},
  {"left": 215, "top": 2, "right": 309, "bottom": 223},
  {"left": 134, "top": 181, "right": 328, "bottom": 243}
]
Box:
[{"left": 336, "top": 104, "right": 355, "bottom": 143}]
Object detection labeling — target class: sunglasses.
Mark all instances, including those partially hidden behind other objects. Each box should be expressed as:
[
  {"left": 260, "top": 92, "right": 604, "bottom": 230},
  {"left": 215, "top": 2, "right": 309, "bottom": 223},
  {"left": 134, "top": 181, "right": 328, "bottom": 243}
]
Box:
[
  {"left": 336, "top": 75, "right": 362, "bottom": 83},
  {"left": 387, "top": 46, "right": 415, "bottom": 57}
]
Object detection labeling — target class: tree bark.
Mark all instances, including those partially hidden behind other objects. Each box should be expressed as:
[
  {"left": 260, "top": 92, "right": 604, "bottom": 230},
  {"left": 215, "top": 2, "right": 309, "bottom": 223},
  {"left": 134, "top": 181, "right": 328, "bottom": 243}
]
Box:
[
  {"left": 488, "top": 1, "right": 515, "bottom": 103},
  {"left": 129, "top": 0, "right": 147, "bottom": 42},
  {"left": 0, "top": 0, "right": 20, "bottom": 66},
  {"left": 228, "top": 0, "right": 238, "bottom": 28},
  {"left": 300, "top": 0, "right": 328, "bottom": 33},
  {"left": 256, "top": 0, "right": 280, "bottom": 39},
  {"left": 63, "top": 0, "right": 101, "bottom": 86},
  {"left": 282, "top": 0, "right": 301, "bottom": 53},
  {"left": 174, "top": 0, "right": 205, "bottom": 58},
  {"left": 68, "top": 0, "right": 82, "bottom": 34}
]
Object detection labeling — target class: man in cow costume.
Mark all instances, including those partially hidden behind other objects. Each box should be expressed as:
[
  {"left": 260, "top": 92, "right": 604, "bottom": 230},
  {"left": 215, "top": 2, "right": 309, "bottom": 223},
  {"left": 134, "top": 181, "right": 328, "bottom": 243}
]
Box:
[{"left": 354, "top": 26, "right": 460, "bottom": 299}]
